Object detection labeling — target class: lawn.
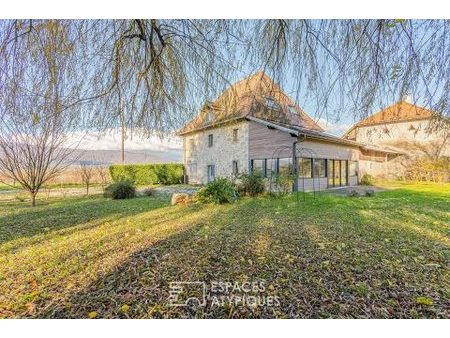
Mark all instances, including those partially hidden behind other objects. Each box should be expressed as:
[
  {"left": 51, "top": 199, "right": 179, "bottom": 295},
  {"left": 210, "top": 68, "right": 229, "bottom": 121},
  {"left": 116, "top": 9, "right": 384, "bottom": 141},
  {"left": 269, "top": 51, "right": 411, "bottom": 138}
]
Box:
[{"left": 0, "top": 182, "right": 448, "bottom": 318}]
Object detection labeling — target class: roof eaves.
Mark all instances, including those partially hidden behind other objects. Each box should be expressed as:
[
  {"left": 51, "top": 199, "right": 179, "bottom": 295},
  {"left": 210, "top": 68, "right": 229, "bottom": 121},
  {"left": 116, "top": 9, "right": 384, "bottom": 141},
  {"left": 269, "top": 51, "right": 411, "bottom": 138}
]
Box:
[{"left": 177, "top": 116, "right": 245, "bottom": 136}]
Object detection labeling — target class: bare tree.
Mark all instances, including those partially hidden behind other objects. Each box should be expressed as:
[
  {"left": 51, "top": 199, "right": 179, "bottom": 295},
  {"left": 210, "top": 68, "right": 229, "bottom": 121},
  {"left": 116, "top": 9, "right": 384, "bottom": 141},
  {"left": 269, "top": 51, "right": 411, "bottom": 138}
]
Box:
[
  {"left": 79, "top": 164, "right": 95, "bottom": 195},
  {"left": 96, "top": 166, "right": 111, "bottom": 192},
  {"left": 0, "top": 20, "right": 79, "bottom": 206},
  {"left": 0, "top": 114, "right": 76, "bottom": 206}
]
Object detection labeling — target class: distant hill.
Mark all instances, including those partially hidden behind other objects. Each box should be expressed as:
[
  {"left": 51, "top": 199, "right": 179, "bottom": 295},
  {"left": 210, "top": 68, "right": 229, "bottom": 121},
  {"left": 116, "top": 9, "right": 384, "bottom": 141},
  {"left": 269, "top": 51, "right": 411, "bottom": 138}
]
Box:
[{"left": 68, "top": 148, "right": 182, "bottom": 166}]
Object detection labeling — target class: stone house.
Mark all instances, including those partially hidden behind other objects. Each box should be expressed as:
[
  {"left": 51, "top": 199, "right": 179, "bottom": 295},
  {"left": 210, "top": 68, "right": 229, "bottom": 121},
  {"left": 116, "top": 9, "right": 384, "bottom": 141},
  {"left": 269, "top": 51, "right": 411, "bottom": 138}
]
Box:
[
  {"left": 343, "top": 98, "right": 449, "bottom": 178},
  {"left": 177, "top": 71, "right": 417, "bottom": 190}
]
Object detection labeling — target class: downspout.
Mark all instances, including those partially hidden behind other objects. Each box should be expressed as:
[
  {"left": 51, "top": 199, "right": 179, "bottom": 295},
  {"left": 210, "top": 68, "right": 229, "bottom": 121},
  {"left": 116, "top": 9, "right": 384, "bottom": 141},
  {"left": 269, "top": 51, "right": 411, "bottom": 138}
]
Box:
[{"left": 292, "top": 141, "right": 298, "bottom": 192}]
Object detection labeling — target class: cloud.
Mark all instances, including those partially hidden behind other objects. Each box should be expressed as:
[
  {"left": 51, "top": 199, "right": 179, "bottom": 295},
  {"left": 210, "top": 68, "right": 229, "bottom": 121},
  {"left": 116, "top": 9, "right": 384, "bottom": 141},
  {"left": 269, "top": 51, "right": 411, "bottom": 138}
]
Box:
[
  {"left": 317, "top": 118, "right": 352, "bottom": 136},
  {"left": 65, "top": 128, "right": 182, "bottom": 151}
]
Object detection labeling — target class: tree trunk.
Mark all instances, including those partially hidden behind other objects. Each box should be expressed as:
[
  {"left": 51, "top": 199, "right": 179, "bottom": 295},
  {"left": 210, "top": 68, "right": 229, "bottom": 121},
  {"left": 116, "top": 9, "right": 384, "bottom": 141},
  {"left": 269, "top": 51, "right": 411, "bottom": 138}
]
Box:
[
  {"left": 121, "top": 111, "right": 125, "bottom": 164},
  {"left": 31, "top": 192, "right": 37, "bottom": 207},
  {"left": 86, "top": 183, "right": 89, "bottom": 195}
]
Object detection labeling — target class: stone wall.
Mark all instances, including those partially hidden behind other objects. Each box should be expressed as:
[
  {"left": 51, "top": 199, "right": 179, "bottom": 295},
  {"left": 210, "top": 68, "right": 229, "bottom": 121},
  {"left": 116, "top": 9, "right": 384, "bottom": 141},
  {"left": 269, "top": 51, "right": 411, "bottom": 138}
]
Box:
[{"left": 183, "top": 120, "right": 249, "bottom": 184}]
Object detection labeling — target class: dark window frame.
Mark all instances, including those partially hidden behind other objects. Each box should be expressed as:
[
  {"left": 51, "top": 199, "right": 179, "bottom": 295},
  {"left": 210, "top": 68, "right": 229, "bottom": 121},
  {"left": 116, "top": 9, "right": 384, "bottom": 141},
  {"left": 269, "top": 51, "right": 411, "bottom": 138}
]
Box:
[
  {"left": 232, "top": 128, "right": 239, "bottom": 142},
  {"left": 298, "top": 157, "right": 313, "bottom": 178},
  {"left": 232, "top": 160, "right": 239, "bottom": 176},
  {"left": 313, "top": 158, "right": 327, "bottom": 178},
  {"left": 208, "top": 134, "right": 213, "bottom": 147}
]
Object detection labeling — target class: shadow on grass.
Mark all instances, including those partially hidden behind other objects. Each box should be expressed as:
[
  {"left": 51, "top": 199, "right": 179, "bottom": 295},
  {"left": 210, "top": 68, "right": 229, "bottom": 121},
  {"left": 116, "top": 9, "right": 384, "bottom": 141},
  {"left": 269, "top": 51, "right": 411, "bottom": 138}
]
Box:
[
  {"left": 0, "top": 195, "right": 169, "bottom": 246},
  {"left": 35, "top": 190, "right": 449, "bottom": 319}
]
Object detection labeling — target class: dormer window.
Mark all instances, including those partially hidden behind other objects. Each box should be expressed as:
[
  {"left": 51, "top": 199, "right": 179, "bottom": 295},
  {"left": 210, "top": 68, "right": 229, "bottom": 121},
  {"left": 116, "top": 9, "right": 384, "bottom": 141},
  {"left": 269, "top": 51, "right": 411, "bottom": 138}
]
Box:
[
  {"left": 287, "top": 105, "right": 297, "bottom": 115},
  {"left": 205, "top": 110, "right": 213, "bottom": 124},
  {"left": 265, "top": 97, "right": 281, "bottom": 111}
]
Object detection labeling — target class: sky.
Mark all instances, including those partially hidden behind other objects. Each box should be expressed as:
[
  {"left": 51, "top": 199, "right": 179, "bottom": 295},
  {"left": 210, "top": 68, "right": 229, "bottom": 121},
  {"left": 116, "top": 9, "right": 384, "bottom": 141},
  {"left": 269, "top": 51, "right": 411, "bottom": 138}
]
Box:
[
  {"left": 68, "top": 119, "right": 350, "bottom": 152},
  {"left": 59, "top": 20, "right": 446, "bottom": 152}
]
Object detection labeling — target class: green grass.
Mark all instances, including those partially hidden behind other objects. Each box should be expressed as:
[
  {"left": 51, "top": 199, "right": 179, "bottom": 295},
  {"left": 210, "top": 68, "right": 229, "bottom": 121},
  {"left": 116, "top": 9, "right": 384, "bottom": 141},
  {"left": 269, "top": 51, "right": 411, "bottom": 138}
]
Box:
[{"left": 0, "top": 182, "right": 448, "bottom": 318}]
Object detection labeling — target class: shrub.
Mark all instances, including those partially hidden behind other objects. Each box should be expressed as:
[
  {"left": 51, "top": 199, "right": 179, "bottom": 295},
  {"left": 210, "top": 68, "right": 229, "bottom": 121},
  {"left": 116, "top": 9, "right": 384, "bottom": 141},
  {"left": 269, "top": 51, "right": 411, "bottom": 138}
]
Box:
[
  {"left": 272, "top": 172, "right": 294, "bottom": 195},
  {"left": 109, "top": 163, "right": 183, "bottom": 185},
  {"left": 347, "top": 189, "right": 359, "bottom": 197},
  {"left": 360, "top": 174, "right": 375, "bottom": 186},
  {"left": 143, "top": 188, "right": 156, "bottom": 197},
  {"left": 197, "top": 177, "right": 238, "bottom": 204},
  {"left": 238, "top": 172, "right": 265, "bottom": 197},
  {"left": 405, "top": 158, "right": 449, "bottom": 182},
  {"left": 104, "top": 180, "right": 136, "bottom": 199},
  {"left": 365, "top": 189, "right": 375, "bottom": 197}
]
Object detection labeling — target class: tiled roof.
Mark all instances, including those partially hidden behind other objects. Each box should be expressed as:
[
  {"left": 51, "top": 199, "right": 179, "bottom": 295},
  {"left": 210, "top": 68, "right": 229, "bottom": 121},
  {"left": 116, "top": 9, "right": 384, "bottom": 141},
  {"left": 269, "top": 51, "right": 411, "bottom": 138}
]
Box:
[
  {"left": 177, "top": 71, "right": 323, "bottom": 135},
  {"left": 343, "top": 100, "right": 435, "bottom": 138}
]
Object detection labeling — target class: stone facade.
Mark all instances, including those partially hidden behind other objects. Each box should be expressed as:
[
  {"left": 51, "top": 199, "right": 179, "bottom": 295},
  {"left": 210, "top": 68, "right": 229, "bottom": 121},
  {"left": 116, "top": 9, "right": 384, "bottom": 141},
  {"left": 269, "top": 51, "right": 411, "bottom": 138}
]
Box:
[
  {"left": 183, "top": 119, "right": 360, "bottom": 189},
  {"left": 183, "top": 120, "right": 249, "bottom": 184},
  {"left": 355, "top": 120, "right": 445, "bottom": 147},
  {"left": 351, "top": 119, "right": 449, "bottom": 178}
]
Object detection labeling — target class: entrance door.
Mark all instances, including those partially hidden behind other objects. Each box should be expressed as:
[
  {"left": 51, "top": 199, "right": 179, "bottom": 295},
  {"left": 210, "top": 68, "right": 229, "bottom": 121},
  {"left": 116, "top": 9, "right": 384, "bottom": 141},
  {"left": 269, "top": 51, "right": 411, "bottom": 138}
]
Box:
[{"left": 327, "top": 159, "right": 349, "bottom": 187}]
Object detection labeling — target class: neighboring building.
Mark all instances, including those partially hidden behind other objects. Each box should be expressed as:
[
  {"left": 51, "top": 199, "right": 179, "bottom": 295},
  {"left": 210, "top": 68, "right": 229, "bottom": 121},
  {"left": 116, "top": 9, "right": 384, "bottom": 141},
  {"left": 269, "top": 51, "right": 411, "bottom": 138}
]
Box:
[
  {"left": 178, "top": 71, "right": 397, "bottom": 190},
  {"left": 343, "top": 98, "right": 449, "bottom": 177}
]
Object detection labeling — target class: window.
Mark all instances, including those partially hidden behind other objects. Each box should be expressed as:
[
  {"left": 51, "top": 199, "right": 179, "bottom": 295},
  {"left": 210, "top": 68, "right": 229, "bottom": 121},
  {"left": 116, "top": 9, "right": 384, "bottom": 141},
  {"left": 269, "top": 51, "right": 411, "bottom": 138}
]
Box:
[
  {"left": 205, "top": 111, "right": 213, "bottom": 123},
  {"left": 207, "top": 165, "right": 215, "bottom": 182},
  {"left": 298, "top": 158, "right": 312, "bottom": 178},
  {"left": 232, "top": 160, "right": 239, "bottom": 176},
  {"left": 232, "top": 129, "right": 238, "bottom": 142},
  {"left": 278, "top": 158, "right": 292, "bottom": 176},
  {"left": 313, "top": 159, "right": 327, "bottom": 178},
  {"left": 265, "top": 97, "right": 281, "bottom": 111},
  {"left": 340, "top": 160, "right": 348, "bottom": 185},
  {"left": 208, "top": 134, "right": 213, "bottom": 147},
  {"left": 349, "top": 161, "right": 357, "bottom": 176},
  {"left": 266, "top": 158, "right": 277, "bottom": 178},
  {"left": 251, "top": 159, "right": 266, "bottom": 176},
  {"left": 189, "top": 163, "right": 197, "bottom": 177},
  {"left": 287, "top": 105, "right": 297, "bottom": 115},
  {"left": 189, "top": 138, "right": 195, "bottom": 151}
]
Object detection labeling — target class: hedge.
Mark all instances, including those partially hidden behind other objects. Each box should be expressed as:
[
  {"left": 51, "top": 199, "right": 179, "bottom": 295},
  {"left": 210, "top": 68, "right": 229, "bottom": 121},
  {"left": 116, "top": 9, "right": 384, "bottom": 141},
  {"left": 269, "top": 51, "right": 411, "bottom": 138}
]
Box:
[{"left": 109, "top": 163, "right": 183, "bottom": 185}]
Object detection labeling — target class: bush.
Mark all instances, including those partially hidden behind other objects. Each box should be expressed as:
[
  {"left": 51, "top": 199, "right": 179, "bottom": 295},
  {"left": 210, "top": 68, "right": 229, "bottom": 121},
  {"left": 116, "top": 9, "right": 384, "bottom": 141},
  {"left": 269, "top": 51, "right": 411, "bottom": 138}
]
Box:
[
  {"left": 197, "top": 177, "right": 238, "bottom": 204},
  {"left": 365, "top": 189, "right": 375, "bottom": 197},
  {"left": 104, "top": 180, "right": 136, "bottom": 199},
  {"left": 109, "top": 163, "right": 183, "bottom": 185},
  {"left": 143, "top": 188, "right": 156, "bottom": 197},
  {"left": 347, "top": 189, "right": 359, "bottom": 197},
  {"left": 272, "top": 172, "right": 294, "bottom": 195},
  {"left": 405, "top": 158, "right": 449, "bottom": 182},
  {"left": 238, "top": 172, "right": 265, "bottom": 196},
  {"left": 360, "top": 174, "right": 375, "bottom": 186}
]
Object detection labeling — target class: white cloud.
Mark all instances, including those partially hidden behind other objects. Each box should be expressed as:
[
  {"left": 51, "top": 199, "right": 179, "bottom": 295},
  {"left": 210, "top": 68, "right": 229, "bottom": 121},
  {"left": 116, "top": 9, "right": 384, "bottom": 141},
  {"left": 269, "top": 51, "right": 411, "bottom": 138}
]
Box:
[
  {"left": 317, "top": 118, "right": 352, "bottom": 136},
  {"left": 66, "top": 128, "right": 182, "bottom": 151}
]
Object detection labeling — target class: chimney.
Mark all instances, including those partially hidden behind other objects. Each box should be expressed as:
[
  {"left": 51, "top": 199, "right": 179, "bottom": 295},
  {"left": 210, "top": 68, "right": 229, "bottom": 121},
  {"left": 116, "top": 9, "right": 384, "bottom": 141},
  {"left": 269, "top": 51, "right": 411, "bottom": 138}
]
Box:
[{"left": 402, "top": 94, "right": 412, "bottom": 103}]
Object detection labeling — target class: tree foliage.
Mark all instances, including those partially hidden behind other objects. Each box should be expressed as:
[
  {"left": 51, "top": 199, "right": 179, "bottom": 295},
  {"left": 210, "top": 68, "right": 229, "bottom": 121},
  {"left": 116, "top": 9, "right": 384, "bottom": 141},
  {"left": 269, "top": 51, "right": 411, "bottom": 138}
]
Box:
[{"left": 0, "top": 19, "right": 448, "bottom": 135}]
